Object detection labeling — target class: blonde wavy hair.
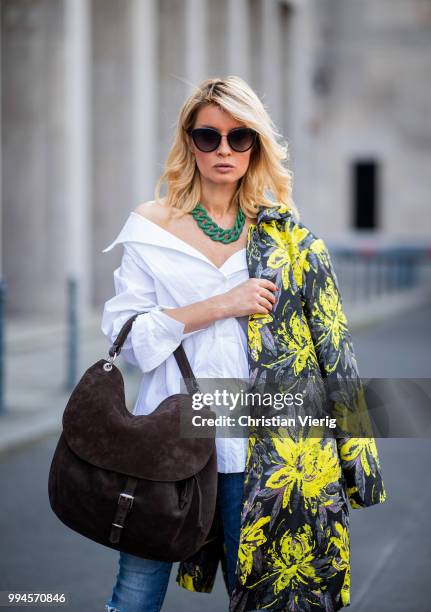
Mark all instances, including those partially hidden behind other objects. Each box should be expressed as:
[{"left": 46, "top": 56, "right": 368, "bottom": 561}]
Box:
[{"left": 155, "top": 75, "right": 299, "bottom": 220}]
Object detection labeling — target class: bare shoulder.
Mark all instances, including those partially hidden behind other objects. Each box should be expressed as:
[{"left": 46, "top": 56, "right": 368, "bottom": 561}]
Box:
[{"left": 133, "top": 198, "right": 173, "bottom": 225}]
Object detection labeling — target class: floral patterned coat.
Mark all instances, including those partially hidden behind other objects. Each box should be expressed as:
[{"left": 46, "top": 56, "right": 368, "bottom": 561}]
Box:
[{"left": 176, "top": 203, "right": 387, "bottom": 611}]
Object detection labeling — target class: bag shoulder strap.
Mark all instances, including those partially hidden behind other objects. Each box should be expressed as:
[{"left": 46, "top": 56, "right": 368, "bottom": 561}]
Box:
[{"left": 108, "top": 311, "right": 199, "bottom": 394}]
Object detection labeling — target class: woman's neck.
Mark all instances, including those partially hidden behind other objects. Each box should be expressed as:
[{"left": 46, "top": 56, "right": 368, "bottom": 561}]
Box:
[{"left": 199, "top": 180, "right": 238, "bottom": 221}]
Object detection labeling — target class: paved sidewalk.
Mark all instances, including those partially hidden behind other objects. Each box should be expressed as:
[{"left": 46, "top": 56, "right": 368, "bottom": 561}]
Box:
[
  {"left": 1, "top": 300, "right": 430, "bottom": 611},
  {"left": 0, "top": 309, "right": 142, "bottom": 454},
  {"left": 1, "top": 290, "right": 430, "bottom": 454}
]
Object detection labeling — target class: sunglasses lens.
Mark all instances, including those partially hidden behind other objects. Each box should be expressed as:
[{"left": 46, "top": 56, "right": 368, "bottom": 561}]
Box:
[
  {"left": 229, "top": 128, "right": 256, "bottom": 152},
  {"left": 192, "top": 129, "right": 220, "bottom": 152},
  {"left": 190, "top": 127, "right": 256, "bottom": 152}
]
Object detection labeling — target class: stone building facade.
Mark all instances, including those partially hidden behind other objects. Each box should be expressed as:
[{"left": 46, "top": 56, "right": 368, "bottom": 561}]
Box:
[{"left": 2, "top": 0, "right": 430, "bottom": 318}]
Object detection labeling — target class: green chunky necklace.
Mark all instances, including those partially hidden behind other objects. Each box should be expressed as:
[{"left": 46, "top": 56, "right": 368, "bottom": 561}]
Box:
[{"left": 190, "top": 202, "right": 245, "bottom": 243}]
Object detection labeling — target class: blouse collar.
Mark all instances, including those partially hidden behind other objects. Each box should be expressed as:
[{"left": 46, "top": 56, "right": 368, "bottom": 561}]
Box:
[
  {"left": 101, "top": 203, "right": 293, "bottom": 266},
  {"left": 102, "top": 211, "right": 247, "bottom": 275},
  {"left": 102, "top": 211, "right": 201, "bottom": 257}
]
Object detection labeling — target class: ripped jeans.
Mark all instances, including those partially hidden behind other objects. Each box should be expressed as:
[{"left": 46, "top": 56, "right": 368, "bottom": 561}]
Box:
[{"left": 105, "top": 472, "right": 245, "bottom": 612}]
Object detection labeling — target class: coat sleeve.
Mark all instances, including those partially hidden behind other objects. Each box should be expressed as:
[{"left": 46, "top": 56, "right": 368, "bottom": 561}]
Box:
[
  {"left": 301, "top": 234, "right": 387, "bottom": 509},
  {"left": 101, "top": 242, "right": 202, "bottom": 373}
]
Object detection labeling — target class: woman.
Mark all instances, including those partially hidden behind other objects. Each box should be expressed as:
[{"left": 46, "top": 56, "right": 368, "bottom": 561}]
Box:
[{"left": 101, "top": 76, "right": 386, "bottom": 612}]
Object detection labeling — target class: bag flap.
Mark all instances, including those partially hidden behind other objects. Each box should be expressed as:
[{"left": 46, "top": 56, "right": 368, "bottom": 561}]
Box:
[{"left": 62, "top": 360, "right": 216, "bottom": 481}]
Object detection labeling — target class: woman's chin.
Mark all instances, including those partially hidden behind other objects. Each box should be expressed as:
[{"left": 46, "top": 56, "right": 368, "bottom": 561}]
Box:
[{"left": 204, "top": 172, "right": 241, "bottom": 186}]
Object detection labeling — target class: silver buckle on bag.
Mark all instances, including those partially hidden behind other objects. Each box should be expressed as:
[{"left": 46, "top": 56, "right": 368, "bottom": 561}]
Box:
[{"left": 118, "top": 492, "right": 134, "bottom": 509}]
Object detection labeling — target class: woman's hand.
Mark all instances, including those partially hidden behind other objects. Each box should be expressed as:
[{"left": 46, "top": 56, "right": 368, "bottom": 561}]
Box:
[
  {"left": 161, "top": 279, "right": 278, "bottom": 334},
  {"left": 222, "top": 278, "right": 278, "bottom": 317}
]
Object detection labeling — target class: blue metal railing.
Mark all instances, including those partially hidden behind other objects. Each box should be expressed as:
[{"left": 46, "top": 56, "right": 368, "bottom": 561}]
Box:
[{"left": 329, "top": 245, "right": 431, "bottom": 304}]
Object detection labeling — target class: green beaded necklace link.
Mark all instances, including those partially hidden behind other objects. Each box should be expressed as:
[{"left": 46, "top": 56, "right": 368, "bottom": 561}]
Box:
[{"left": 190, "top": 202, "right": 245, "bottom": 244}]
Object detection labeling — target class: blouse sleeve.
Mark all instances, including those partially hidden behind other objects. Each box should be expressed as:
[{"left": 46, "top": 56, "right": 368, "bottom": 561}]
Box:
[
  {"left": 101, "top": 242, "right": 201, "bottom": 373},
  {"left": 301, "top": 235, "right": 387, "bottom": 509}
]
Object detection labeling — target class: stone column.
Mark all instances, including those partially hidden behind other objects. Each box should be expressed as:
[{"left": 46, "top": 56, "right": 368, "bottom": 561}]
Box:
[
  {"left": 157, "top": 0, "right": 187, "bottom": 169},
  {"left": 130, "top": 0, "right": 158, "bottom": 204},
  {"left": 2, "top": 0, "right": 67, "bottom": 317},
  {"left": 261, "top": 0, "right": 283, "bottom": 128},
  {"left": 185, "top": 0, "right": 207, "bottom": 88},
  {"left": 0, "top": 7, "right": 3, "bottom": 413},
  {"left": 0, "top": 13, "right": 2, "bottom": 280},
  {"left": 227, "top": 0, "right": 250, "bottom": 81},
  {"left": 207, "top": 0, "right": 228, "bottom": 77},
  {"left": 64, "top": 0, "right": 92, "bottom": 317},
  {"left": 284, "top": 0, "right": 317, "bottom": 222}
]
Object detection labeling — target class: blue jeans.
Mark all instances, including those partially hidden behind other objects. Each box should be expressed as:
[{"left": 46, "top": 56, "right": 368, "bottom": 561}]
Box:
[{"left": 105, "top": 472, "right": 246, "bottom": 612}]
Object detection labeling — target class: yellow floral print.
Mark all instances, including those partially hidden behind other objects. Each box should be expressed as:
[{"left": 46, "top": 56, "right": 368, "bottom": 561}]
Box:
[
  {"left": 309, "top": 237, "right": 330, "bottom": 266},
  {"left": 248, "top": 313, "right": 273, "bottom": 362},
  {"left": 332, "top": 385, "right": 375, "bottom": 438},
  {"left": 265, "top": 312, "right": 317, "bottom": 375},
  {"left": 266, "top": 428, "right": 342, "bottom": 514},
  {"left": 178, "top": 572, "right": 196, "bottom": 592},
  {"left": 238, "top": 516, "right": 271, "bottom": 585},
  {"left": 328, "top": 522, "right": 351, "bottom": 606},
  {"left": 176, "top": 205, "right": 386, "bottom": 612},
  {"left": 265, "top": 223, "right": 310, "bottom": 291},
  {"left": 339, "top": 436, "right": 381, "bottom": 478},
  {"left": 266, "top": 524, "right": 321, "bottom": 594},
  {"left": 311, "top": 276, "right": 348, "bottom": 373},
  {"left": 246, "top": 435, "right": 257, "bottom": 464}
]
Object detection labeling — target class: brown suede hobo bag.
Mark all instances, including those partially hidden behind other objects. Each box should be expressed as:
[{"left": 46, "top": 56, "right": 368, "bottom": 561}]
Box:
[{"left": 48, "top": 312, "right": 218, "bottom": 562}]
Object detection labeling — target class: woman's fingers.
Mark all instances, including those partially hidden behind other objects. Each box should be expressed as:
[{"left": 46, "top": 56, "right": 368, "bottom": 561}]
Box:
[
  {"left": 260, "top": 288, "right": 276, "bottom": 303},
  {"left": 256, "top": 278, "right": 278, "bottom": 293},
  {"left": 257, "top": 296, "right": 274, "bottom": 312}
]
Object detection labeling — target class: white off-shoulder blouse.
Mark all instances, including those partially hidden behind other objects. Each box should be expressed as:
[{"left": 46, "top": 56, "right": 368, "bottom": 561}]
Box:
[{"left": 100, "top": 211, "right": 250, "bottom": 473}]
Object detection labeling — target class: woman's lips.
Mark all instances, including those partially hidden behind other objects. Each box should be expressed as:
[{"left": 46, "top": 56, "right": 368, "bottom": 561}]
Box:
[{"left": 214, "top": 164, "right": 234, "bottom": 171}]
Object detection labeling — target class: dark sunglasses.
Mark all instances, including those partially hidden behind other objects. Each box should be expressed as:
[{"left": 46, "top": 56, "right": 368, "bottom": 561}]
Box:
[{"left": 187, "top": 127, "right": 257, "bottom": 153}]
